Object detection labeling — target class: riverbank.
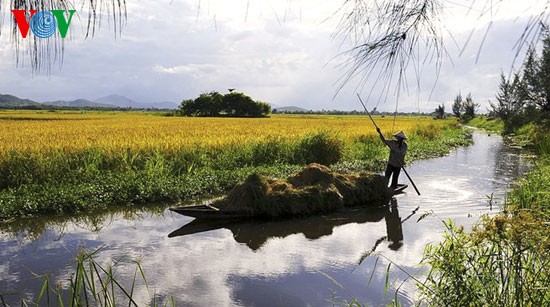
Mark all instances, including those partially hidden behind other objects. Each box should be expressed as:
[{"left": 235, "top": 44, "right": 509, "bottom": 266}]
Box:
[
  {"left": 418, "top": 117, "right": 550, "bottom": 305},
  {"left": 0, "top": 112, "right": 471, "bottom": 221}
]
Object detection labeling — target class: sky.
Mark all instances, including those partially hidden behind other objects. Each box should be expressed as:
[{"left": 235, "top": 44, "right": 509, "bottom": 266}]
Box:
[{"left": 0, "top": 0, "right": 548, "bottom": 112}]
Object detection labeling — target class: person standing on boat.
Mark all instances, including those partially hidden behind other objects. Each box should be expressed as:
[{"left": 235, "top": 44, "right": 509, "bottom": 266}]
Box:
[{"left": 377, "top": 128, "right": 408, "bottom": 188}]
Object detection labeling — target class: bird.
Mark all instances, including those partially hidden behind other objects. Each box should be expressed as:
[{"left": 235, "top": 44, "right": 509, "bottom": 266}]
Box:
[{"left": 228, "top": 88, "right": 236, "bottom": 93}]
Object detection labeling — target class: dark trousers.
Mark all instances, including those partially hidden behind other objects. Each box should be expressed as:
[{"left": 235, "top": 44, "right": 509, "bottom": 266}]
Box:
[{"left": 385, "top": 164, "right": 401, "bottom": 188}]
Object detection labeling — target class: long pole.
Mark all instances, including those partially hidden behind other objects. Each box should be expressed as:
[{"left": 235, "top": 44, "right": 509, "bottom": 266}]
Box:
[{"left": 356, "top": 94, "right": 421, "bottom": 196}]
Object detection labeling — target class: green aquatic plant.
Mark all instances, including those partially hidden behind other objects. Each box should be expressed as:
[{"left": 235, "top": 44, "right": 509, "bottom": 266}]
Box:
[
  {"left": 419, "top": 214, "right": 550, "bottom": 306},
  {"left": 0, "top": 248, "right": 175, "bottom": 307}
]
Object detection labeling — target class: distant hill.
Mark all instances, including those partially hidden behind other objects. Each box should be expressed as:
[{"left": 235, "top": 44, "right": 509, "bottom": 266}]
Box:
[
  {"left": 0, "top": 94, "right": 40, "bottom": 107},
  {"left": 273, "top": 106, "right": 310, "bottom": 113},
  {"left": 0, "top": 93, "right": 181, "bottom": 110},
  {"left": 44, "top": 99, "right": 116, "bottom": 108},
  {"left": 95, "top": 94, "right": 178, "bottom": 109},
  {"left": 95, "top": 94, "right": 138, "bottom": 108},
  {"left": 146, "top": 101, "right": 180, "bottom": 109}
]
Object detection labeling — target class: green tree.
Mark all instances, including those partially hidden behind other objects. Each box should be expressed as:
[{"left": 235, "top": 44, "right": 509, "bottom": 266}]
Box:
[
  {"left": 490, "top": 73, "right": 524, "bottom": 122},
  {"left": 178, "top": 92, "right": 223, "bottom": 116},
  {"left": 221, "top": 92, "right": 270, "bottom": 117},
  {"left": 178, "top": 99, "right": 196, "bottom": 116},
  {"left": 452, "top": 93, "right": 463, "bottom": 118},
  {"left": 522, "top": 35, "right": 550, "bottom": 116},
  {"left": 179, "top": 91, "right": 271, "bottom": 117},
  {"left": 434, "top": 104, "right": 445, "bottom": 119},
  {"left": 257, "top": 101, "right": 272, "bottom": 116},
  {"left": 462, "top": 93, "right": 480, "bottom": 120}
]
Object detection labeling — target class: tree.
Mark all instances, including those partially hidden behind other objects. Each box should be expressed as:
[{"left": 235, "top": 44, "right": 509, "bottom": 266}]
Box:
[
  {"left": 257, "top": 102, "right": 272, "bottom": 116},
  {"left": 490, "top": 73, "right": 524, "bottom": 121},
  {"left": 452, "top": 93, "right": 463, "bottom": 118},
  {"left": 434, "top": 104, "right": 445, "bottom": 119},
  {"left": 178, "top": 92, "right": 223, "bottom": 116},
  {"left": 520, "top": 35, "right": 550, "bottom": 116},
  {"left": 178, "top": 99, "right": 196, "bottom": 116},
  {"left": 489, "top": 33, "right": 550, "bottom": 125},
  {"left": 462, "top": 93, "right": 480, "bottom": 120},
  {"left": 179, "top": 91, "right": 270, "bottom": 117}
]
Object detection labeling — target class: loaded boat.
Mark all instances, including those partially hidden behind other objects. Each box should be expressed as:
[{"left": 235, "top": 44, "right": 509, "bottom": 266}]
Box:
[{"left": 170, "top": 163, "right": 407, "bottom": 220}]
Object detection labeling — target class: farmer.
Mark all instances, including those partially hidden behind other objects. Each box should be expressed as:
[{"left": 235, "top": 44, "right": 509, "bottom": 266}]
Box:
[{"left": 377, "top": 128, "right": 408, "bottom": 188}]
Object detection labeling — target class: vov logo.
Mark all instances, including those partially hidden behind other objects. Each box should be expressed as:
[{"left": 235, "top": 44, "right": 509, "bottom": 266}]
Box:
[{"left": 11, "top": 10, "right": 76, "bottom": 38}]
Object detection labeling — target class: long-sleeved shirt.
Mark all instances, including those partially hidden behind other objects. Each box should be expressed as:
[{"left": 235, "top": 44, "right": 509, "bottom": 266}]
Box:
[{"left": 385, "top": 140, "right": 407, "bottom": 167}]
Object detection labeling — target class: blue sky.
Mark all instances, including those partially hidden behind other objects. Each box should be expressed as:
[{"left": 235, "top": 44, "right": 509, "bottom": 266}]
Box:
[{"left": 0, "top": 1, "right": 546, "bottom": 112}]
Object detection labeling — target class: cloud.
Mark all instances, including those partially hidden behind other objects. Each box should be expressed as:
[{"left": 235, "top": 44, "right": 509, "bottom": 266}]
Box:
[{"left": 153, "top": 63, "right": 217, "bottom": 76}]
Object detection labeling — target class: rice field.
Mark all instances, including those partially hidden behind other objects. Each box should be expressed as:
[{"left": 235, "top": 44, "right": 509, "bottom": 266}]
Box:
[
  {"left": 0, "top": 110, "right": 470, "bottom": 219},
  {"left": 0, "top": 110, "right": 449, "bottom": 154}
]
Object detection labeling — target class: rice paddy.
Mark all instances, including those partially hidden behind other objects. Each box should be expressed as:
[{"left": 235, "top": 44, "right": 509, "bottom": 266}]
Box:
[
  {"left": 0, "top": 110, "right": 451, "bottom": 153},
  {"left": 0, "top": 110, "right": 470, "bottom": 220}
]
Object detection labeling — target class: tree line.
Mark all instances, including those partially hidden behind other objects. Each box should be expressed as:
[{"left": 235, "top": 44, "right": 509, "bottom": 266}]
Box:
[
  {"left": 490, "top": 33, "right": 550, "bottom": 132},
  {"left": 178, "top": 91, "right": 271, "bottom": 117},
  {"left": 433, "top": 92, "right": 480, "bottom": 120}
]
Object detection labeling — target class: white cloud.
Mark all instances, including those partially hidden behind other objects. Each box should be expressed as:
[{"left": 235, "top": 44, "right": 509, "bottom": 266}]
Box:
[{"left": 153, "top": 63, "right": 217, "bottom": 76}]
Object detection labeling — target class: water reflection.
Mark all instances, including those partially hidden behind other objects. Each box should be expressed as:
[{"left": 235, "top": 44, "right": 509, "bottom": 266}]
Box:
[
  {"left": 168, "top": 201, "right": 407, "bottom": 251},
  {"left": 0, "top": 204, "right": 168, "bottom": 243},
  {"left": 386, "top": 198, "right": 404, "bottom": 250},
  {"left": 493, "top": 137, "right": 533, "bottom": 187},
  {"left": 359, "top": 198, "right": 419, "bottom": 265}
]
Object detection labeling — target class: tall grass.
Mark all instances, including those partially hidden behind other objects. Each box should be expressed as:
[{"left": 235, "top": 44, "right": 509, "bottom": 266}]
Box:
[
  {"left": 419, "top": 215, "right": 550, "bottom": 306},
  {"left": 466, "top": 116, "right": 504, "bottom": 133},
  {"left": 0, "top": 248, "right": 174, "bottom": 307}
]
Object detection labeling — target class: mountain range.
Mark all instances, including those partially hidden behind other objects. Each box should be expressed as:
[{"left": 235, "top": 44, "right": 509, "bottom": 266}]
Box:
[
  {"left": 0, "top": 94, "right": 41, "bottom": 107},
  {"left": 0, "top": 93, "right": 180, "bottom": 109},
  {"left": 0, "top": 93, "right": 306, "bottom": 112},
  {"left": 93, "top": 94, "right": 179, "bottom": 109}
]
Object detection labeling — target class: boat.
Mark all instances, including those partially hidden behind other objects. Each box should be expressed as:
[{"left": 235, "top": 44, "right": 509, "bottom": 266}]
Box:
[
  {"left": 169, "top": 164, "right": 404, "bottom": 220},
  {"left": 168, "top": 206, "right": 389, "bottom": 250},
  {"left": 390, "top": 184, "right": 408, "bottom": 195},
  {"left": 170, "top": 184, "right": 407, "bottom": 220},
  {"left": 169, "top": 204, "right": 249, "bottom": 219}
]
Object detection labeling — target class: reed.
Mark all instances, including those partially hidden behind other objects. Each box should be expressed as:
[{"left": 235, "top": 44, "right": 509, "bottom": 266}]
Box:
[{"left": 1, "top": 248, "right": 174, "bottom": 307}]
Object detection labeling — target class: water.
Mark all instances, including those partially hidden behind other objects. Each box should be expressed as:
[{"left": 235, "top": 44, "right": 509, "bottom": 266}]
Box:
[{"left": 0, "top": 131, "right": 532, "bottom": 306}]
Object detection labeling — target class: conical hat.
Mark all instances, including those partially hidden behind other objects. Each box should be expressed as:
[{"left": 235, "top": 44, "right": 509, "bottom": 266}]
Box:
[{"left": 393, "top": 130, "right": 407, "bottom": 139}]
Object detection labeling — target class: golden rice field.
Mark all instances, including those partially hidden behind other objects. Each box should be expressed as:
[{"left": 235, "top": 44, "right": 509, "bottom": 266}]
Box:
[
  {"left": 0, "top": 110, "right": 449, "bottom": 154},
  {"left": 0, "top": 110, "right": 468, "bottom": 219}
]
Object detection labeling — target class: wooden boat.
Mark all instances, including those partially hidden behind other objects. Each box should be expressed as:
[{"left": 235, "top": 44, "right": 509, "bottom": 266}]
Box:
[
  {"left": 170, "top": 176, "right": 407, "bottom": 220},
  {"left": 390, "top": 184, "right": 408, "bottom": 195},
  {"left": 169, "top": 204, "right": 250, "bottom": 219},
  {"left": 170, "top": 184, "right": 407, "bottom": 220},
  {"left": 168, "top": 206, "right": 389, "bottom": 250}
]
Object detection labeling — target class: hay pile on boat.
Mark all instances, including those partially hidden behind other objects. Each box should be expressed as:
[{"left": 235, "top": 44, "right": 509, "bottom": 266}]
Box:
[{"left": 213, "top": 163, "right": 388, "bottom": 218}]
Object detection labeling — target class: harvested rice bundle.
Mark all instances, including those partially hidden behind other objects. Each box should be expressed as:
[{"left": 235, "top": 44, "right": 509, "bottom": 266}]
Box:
[{"left": 215, "top": 163, "right": 387, "bottom": 218}]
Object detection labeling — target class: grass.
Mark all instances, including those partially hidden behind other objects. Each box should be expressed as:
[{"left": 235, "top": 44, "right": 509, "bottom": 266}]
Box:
[
  {"left": 0, "top": 111, "right": 471, "bottom": 220},
  {"left": 466, "top": 116, "right": 504, "bottom": 133},
  {"left": 0, "top": 247, "right": 174, "bottom": 307}
]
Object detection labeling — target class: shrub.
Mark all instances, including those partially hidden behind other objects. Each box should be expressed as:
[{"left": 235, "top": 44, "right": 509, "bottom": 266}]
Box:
[{"left": 296, "top": 132, "right": 343, "bottom": 165}]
